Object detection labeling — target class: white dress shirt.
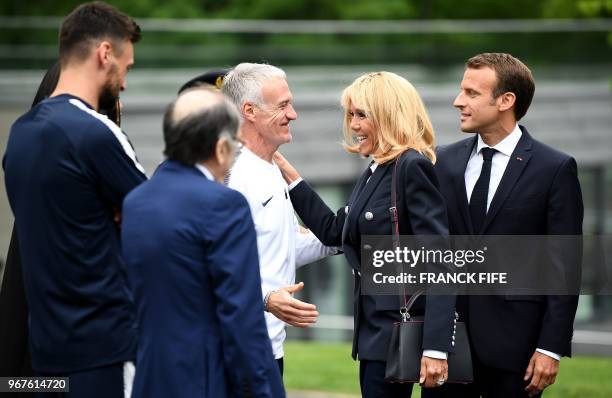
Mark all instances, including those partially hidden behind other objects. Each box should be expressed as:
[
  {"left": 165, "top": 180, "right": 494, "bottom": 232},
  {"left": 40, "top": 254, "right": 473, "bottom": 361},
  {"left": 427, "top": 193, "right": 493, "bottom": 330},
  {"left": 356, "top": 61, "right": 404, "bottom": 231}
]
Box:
[
  {"left": 228, "top": 147, "right": 336, "bottom": 359},
  {"left": 463, "top": 125, "right": 560, "bottom": 361},
  {"left": 195, "top": 163, "right": 215, "bottom": 181},
  {"left": 465, "top": 124, "right": 522, "bottom": 211}
]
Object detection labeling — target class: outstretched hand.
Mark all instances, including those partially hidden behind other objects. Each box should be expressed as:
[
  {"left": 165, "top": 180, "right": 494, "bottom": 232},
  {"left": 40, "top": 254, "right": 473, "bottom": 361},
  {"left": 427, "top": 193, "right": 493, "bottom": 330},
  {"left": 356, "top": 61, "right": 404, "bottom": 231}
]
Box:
[{"left": 267, "top": 282, "right": 318, "bottom": 328}]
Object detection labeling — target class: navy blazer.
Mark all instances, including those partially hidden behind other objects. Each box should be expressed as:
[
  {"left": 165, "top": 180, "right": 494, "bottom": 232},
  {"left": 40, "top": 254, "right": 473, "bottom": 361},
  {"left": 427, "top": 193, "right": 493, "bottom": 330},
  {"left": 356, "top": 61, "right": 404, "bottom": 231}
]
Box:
[
  {"left": 122, "top": 160, "right": 284, "bottom": 398},
  {"left": 435, "top": 126, "right": 583, "bottom": 372},
  {"left": 290, "top": 149, "right": 455, "bottom": 361}
]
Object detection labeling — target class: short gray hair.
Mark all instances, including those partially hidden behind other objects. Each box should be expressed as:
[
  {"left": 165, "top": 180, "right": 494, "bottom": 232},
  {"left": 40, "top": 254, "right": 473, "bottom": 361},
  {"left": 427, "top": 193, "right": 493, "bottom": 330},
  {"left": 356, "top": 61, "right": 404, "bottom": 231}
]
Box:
[{"left": 221, "top": 63, "right": 286, "bottom": 114}]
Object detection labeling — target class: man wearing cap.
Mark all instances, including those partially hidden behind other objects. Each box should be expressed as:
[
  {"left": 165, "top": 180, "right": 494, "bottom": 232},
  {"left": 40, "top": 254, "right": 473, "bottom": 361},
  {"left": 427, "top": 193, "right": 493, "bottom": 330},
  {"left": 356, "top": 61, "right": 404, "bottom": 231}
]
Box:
[
  {"left": 222, "top": 63, "right": 337, "bottom": 375},
  {"left": 178, "top": 69, "right": 228, "bottom": 93}
]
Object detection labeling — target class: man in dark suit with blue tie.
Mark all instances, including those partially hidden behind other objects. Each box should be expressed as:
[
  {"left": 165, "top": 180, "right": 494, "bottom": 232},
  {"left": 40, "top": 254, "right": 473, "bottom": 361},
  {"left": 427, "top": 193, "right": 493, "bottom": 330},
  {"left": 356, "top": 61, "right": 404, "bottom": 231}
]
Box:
[
  {"left": 121, "top": 88, "right": 285, "bottom": 398},
  {"left": 434, "top": 53, "right": 583, "bottom": 397}
]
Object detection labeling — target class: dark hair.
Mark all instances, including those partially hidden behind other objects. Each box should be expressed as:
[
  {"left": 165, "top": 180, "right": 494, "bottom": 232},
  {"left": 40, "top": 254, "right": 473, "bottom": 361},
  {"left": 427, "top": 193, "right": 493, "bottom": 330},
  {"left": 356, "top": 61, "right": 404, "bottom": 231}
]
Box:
[
  {"left": 32, "top": 61, "right": 61, "bottom": 108},
  {"left": 466, "top": 53, "right": 535, "bottom": 121},
  {"left": 58, "top": 1, "right": 141, "bottom": 65},
  {"left": 163, "top": 98, "right": 240, "bottom": 166},
  {"left": 31, "top": 59, "right": 121, "bottom": 126}
]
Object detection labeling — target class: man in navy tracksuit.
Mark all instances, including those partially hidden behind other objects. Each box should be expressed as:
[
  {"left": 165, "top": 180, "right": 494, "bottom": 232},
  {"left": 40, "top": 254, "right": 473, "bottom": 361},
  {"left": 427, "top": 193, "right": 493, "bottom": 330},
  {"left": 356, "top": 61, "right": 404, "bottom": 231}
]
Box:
[{"left": 3, "top": 3, "right": 145, "bottom": 397}]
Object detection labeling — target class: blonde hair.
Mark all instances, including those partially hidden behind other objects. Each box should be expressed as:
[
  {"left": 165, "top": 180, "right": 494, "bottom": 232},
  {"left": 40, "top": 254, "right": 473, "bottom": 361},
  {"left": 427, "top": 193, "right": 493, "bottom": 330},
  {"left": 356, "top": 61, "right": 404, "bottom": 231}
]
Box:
[{"left": 341, "top": 71, "right": 436, "bottom": 164}]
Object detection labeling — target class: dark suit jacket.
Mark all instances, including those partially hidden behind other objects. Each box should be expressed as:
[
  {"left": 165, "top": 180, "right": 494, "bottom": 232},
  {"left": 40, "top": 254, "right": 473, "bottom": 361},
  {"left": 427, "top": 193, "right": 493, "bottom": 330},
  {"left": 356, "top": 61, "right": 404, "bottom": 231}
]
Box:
[
  {"left": 122, "top": 160, "right": 284, "bottom": 398},
  {"left": 435, "top": 126, "right": 583, "bottom": 372},
  {"left": 291, "top": 149, "right": 455, "bottom": 361}
]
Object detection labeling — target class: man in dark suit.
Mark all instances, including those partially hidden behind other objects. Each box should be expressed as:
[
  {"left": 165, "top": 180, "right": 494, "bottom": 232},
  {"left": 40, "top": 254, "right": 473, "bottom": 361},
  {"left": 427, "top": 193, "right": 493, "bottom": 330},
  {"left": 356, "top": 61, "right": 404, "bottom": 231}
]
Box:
[
  {"left": 434, "top": 53, "right": 583, "bottom": 397},
  {"left": 121, "top": 88, "right": 284, "bottom": 398}
]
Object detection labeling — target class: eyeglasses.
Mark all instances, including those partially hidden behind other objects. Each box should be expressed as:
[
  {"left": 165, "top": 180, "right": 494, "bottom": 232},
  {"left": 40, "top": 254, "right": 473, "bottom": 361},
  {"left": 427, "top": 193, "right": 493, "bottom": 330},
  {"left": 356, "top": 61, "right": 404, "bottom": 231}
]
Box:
[{"left": 226, "top": 135, "right": 245, "bottom": 154}]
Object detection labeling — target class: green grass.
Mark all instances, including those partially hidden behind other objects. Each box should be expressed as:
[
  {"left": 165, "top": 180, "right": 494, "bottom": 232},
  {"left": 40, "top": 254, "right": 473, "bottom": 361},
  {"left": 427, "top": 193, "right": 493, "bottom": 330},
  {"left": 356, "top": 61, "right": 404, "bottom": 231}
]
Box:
[{"left": 284, "top": 341, "right": 612, "bottom": 398}]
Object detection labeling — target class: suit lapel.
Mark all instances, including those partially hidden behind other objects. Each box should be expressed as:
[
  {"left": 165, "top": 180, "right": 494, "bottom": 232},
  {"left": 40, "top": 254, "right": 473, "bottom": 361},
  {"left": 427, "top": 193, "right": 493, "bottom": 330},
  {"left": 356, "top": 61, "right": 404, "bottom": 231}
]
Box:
[
  {"left": 342, "top": 165, "right": 373, "bottom": 244},
  {"left": 453, "top": 136, "right": 478, "bottom": 234},
  {"left": 481, "top": 127, "right": 533, "bottom": 233},
  {"left": 343, "top": 162, "right": 391, "bottom": 245}
]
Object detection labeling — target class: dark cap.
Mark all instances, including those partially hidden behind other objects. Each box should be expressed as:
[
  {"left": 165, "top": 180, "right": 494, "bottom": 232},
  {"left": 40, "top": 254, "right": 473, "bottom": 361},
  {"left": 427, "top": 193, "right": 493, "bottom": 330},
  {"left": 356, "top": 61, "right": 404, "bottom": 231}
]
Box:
[{"left": 178, "top": 69, "right": 228, "bottom": 94}]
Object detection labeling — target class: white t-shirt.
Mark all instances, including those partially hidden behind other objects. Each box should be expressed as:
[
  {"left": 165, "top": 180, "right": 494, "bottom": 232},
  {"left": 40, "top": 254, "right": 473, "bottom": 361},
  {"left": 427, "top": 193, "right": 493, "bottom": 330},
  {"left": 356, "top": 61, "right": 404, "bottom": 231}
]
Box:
[{"left": 228, "top": 147, "right": 335, "bottom": 359}]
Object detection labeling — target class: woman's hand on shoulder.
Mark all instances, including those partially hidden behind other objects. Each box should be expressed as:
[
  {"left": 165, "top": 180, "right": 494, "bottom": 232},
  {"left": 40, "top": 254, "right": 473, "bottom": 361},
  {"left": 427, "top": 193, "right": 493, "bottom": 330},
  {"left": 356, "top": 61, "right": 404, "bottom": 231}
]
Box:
[{"left": 273, "top": 151, "right": 302, "bottom": 184}]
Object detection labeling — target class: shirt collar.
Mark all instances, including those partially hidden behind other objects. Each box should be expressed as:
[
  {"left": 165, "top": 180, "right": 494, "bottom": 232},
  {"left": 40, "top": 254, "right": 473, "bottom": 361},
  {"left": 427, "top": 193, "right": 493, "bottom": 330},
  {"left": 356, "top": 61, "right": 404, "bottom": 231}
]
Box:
[
  {"left": 369, "top": 160, "right": 378, "bottom": 173},
  {"left": 476, "top": 124, "right": 522, "bottom": 157},
  {"left": 241, "top": 146, "right": 276, "bottom": 170},
  {"left": 53, "top": 93, "right": 95, "bottom": 110},
  {"left": 195, "top": 163, "right": 215, "bottom": 181}
]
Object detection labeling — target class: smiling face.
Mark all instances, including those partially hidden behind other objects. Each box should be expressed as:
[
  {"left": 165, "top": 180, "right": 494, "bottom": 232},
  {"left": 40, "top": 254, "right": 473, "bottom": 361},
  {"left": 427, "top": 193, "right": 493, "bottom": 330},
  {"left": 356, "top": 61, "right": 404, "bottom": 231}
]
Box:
[
  {"left": 252, "top": 77, "right": 297, "bottom": 150},
  {"left": 347, "top": 101, "right": 377, "bottom": 157},
  {"left": 453, "top": 66, "right": 502, "bottom": 134}
]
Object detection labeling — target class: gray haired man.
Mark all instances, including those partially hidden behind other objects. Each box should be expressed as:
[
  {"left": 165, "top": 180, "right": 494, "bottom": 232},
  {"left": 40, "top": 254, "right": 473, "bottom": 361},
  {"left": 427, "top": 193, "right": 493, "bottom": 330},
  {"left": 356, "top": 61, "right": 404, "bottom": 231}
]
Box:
[{"left": 223, "top": 63, "right": 337, "bottom": 375}]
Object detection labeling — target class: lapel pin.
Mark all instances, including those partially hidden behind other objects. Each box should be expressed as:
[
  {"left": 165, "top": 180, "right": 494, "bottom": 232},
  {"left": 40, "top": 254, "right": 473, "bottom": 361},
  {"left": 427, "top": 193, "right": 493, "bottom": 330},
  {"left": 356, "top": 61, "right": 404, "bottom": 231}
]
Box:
[{"left": 516, "top": 156, "right": 523, "bottom": 161}]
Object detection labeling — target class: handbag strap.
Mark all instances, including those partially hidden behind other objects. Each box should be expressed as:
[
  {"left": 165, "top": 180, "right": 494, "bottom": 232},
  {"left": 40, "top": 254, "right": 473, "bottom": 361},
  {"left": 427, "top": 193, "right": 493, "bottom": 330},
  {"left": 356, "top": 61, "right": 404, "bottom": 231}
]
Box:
[
  {"left": 389, "top": 153, "right": 426, "bottom": 321},
  {"left": 390, "top": 154, "right": 459, "bottom": 326}
]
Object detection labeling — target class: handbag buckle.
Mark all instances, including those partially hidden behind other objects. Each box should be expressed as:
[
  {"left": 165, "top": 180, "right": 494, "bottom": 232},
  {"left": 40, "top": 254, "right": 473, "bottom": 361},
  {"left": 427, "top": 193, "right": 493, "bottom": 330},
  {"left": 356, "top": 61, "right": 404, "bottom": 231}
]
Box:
[{"left": 400, "top": 306, "right": 410, "bottom": 322}]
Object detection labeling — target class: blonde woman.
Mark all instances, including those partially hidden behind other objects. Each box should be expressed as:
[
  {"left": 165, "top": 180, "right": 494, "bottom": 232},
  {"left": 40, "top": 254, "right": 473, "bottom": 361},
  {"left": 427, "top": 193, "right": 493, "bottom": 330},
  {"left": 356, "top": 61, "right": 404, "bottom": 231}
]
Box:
[{"left": 275, "top": 72, "right": 455, "bottom": 397}]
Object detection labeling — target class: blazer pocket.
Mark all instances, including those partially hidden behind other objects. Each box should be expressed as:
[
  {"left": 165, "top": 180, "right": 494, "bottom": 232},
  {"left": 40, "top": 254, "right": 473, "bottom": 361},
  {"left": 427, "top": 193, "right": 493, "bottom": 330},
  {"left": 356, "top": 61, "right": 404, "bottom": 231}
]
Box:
[
  {"left": 358, "top": 203, "right": 390, "bottom": 235},
  {"left": 369, "top": 196, "right": 391, "bottom": 209},
  {"left": 374, "top": 295, "right": 404, "bottom": 311}
]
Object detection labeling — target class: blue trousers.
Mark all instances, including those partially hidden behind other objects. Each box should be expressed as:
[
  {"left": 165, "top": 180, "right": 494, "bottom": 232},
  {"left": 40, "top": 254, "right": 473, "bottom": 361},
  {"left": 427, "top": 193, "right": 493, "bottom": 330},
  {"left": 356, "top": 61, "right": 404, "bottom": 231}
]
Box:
[{"left": 37, "top": 362, "right": 125, "bottom": 398}]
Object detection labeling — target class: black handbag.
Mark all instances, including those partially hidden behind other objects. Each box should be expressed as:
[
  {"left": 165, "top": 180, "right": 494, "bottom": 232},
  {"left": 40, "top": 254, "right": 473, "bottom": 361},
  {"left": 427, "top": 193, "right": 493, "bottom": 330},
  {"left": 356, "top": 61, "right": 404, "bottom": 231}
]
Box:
[
  {"left": 384, "top": 290, "right": 473, "bottom": 384},
  {"left": 384, "top": 156, "right": 473, "bottom": 384}
]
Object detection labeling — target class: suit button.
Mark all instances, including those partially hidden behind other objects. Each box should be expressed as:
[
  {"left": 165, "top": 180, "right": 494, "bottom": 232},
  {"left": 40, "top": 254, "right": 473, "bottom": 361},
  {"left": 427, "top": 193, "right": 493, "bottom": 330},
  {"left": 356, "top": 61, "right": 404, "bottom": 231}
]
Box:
[
  {"left": 451, "top": 342, "right": 455, "bottom": 347},
  {"left": 345, "top": 206, "right": 349, "bottom": 214},
  {"left": 365, "top": 211, "right": 373, "bottom": 221}
]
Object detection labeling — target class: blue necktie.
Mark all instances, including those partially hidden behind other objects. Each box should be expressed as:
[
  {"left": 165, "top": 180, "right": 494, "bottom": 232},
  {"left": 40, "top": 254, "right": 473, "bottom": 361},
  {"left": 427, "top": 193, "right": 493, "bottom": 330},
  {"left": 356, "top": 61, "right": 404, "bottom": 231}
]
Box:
[{"left": 469, "top": 147, "right": 496, "bottom": 233}]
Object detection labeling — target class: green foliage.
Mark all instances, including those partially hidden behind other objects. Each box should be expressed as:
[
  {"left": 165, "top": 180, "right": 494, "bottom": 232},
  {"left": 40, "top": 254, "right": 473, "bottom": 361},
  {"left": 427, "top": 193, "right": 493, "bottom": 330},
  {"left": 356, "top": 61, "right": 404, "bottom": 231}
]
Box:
[
  {"left": 413, "top": 0, "right": 542, "bottom": 19},
  {"left": 1, "top": 0, "right": 610, "bottom": 18},
  {"left": 333, "top": 0, "right": 416, "bottom": 20},
  {"left": 0, "top": 0, "right": 609, "bottom": 69},
  {"left": 543, "top": 0, "right": 612, "bottom": 18}
]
